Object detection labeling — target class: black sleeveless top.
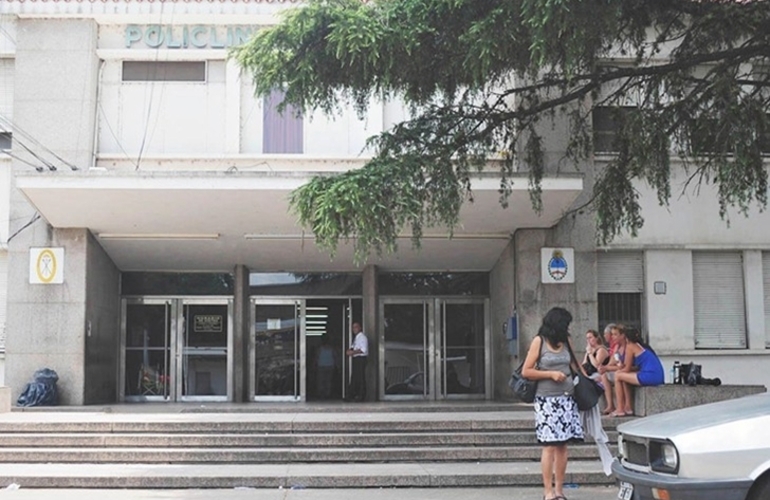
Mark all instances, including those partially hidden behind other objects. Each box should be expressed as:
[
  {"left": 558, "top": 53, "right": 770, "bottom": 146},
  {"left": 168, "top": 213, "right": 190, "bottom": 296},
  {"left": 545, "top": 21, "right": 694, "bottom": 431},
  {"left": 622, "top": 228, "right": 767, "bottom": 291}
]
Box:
[{"left": 582, "top": 348, "right": 609, "bottom": 376}]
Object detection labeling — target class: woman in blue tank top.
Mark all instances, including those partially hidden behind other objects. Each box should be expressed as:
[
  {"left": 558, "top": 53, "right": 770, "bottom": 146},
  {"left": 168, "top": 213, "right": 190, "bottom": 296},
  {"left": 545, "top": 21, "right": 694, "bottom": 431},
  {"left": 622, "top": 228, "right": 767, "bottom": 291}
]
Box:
[{"left": 614, "top": 326, "right": 665, "bottom": 416}]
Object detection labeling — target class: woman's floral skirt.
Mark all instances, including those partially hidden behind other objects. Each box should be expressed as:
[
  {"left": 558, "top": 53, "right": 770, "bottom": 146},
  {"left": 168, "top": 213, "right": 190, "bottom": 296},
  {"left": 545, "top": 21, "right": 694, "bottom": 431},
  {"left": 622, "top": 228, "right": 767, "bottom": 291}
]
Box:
[{"left": 534, "top": 394, "right": 585, "bottom": 445}]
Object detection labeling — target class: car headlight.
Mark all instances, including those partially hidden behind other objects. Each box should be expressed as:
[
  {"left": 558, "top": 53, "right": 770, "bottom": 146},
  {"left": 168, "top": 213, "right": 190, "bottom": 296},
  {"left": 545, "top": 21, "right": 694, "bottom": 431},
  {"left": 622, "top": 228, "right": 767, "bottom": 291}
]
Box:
[{"left": 649, "top": 440, "right": 679, "bottom": 473}]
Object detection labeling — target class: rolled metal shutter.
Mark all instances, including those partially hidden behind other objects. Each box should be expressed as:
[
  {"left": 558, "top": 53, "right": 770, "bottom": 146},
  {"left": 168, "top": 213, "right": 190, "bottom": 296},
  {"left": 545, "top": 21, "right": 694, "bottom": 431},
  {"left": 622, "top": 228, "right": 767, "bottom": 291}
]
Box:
[
  {"left": 762, "top": 252, "right": 770, "bottom": 348},
  {"left": 597, "top": 252, "right": 644, "bottom": 293},
  {"left": 693, "top": 252, "right": 746, "bottom": 349}
]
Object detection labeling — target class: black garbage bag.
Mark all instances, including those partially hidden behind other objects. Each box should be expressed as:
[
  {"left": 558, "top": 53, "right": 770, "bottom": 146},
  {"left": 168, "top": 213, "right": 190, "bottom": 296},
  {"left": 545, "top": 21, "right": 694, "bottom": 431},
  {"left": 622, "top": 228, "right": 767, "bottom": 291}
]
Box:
[{"left": 16, "top": 368, "right": 59, "bottom": 407}]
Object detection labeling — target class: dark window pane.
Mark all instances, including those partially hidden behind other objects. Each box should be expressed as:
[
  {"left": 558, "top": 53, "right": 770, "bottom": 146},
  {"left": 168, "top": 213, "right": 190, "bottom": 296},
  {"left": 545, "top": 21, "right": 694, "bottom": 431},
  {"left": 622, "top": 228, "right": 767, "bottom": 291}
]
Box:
[
  {"left": 249, "top": 273, "right": 362, "bottom": 296},
  {"left": 593, "top": 106, "right": 634, "bottom": 153},
  {"left": 0, "top": 132, "right": 10, "bottom": 150},
  {"left": 378, "top": 273, "right": 489, "bottom": 296},
  {"left": 121, "top": 272, "right": 234, "bottom": 296},
  {"left": 122, "top": 61, "right": 206, "bottom": 82}
]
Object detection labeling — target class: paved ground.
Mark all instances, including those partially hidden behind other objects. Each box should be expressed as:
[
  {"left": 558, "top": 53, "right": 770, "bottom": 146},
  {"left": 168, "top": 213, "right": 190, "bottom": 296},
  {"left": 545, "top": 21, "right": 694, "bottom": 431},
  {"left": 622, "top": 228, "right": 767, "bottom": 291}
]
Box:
[{"left": 0, "top": 486, "right": 620, "bottom": 500}]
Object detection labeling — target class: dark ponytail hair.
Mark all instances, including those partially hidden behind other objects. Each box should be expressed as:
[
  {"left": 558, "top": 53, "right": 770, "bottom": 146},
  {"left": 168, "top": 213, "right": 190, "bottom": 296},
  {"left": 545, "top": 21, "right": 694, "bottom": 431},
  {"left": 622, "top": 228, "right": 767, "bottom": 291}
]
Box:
[
  {"left": 538, "top": 307, "right": 572, "bottom": 346},
  {"left": 625, "top": 326, "right": 656, "bottom": 355}
]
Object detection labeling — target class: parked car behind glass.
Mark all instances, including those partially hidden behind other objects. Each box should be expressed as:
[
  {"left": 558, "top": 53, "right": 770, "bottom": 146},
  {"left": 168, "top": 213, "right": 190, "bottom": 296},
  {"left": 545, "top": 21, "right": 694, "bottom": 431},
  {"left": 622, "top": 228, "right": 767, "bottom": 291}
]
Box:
[{"left": 612, "top": 392, "right": 770, "bottom": 500}]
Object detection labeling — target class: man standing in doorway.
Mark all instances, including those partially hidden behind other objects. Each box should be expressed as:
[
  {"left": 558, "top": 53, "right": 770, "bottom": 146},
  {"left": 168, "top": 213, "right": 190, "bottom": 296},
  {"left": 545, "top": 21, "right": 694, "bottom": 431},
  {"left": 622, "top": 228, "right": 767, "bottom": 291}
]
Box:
[{"left": 346, "top": 322, "right": 368, "bottom": 402}]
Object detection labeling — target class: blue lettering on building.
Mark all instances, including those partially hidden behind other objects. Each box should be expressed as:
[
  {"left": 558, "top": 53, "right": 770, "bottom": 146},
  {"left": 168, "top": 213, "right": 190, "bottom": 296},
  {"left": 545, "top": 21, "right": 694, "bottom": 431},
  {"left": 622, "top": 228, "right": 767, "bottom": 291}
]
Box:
[{"left": 124, "top": 25, "right": 256, "bottom": 49}]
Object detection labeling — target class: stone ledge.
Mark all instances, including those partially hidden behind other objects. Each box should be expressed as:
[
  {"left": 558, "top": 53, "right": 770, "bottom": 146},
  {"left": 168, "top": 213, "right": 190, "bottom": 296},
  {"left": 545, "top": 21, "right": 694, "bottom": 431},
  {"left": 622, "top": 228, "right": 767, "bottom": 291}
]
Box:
[
  {"left": 0, "top": 387, "right": 10, "bottom": 413},
  {"left": 634, "top": 384, "right": 767, "bottom": 417}
]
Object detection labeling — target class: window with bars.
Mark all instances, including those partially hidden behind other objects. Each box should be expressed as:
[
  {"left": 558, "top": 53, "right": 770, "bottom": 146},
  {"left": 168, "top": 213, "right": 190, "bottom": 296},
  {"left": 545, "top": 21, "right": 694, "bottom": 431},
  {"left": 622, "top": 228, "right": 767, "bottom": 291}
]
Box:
[
  {"left": 597, "top": 252, "right": 644, "bottom": 334},
  {"left": 598, "top": 292, "right": 643, "bottom": 333}
]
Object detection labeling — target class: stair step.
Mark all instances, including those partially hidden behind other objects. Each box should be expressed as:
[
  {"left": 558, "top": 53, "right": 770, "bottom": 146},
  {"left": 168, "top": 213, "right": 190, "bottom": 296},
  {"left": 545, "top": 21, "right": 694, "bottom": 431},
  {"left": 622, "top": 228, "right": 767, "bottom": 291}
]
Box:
[
  {"left": 0, "top": 461, "right": 614, "bottom": 488},
  {"left": 0, "top": 431, "right": 618, "bottom": 448},
  {"left": 0, "top": 445, "right": 616, "bottom": 463}
]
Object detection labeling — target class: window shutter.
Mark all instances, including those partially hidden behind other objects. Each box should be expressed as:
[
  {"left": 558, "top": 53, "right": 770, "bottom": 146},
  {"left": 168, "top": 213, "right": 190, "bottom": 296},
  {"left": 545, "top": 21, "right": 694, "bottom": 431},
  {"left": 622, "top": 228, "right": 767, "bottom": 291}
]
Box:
[
  {"left": 597, "top": 252, "right": 644, "bottom": 293},
  {"left": 762, "top": 252, "right": 770, "bottom": 348},
  {"left": 263, "top": 89, "right": 303, "bottom": 154},
  {"left": 693, "top": 252, "right": 746, "bottom": 349}
]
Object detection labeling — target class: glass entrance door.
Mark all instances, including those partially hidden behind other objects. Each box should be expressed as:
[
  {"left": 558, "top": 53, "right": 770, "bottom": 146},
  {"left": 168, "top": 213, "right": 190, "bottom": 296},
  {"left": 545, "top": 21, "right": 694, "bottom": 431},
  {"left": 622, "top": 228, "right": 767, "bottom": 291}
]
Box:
[
  {"left": 251, "top": 300, "right": 304, "bottom": 401},
  {"left": 122, "top": 298, "right": 232, "bottom": 402},
  {"left": 122, "top": 299, "right": 173, "bottom": 401},
  {"left": 178, "top": 300, "right": 232, "bottom": 401},
  {"left": 380, "top": 298, "right": 488, "bottom": 400},
  {"left": 381, "top": 300, "right": 434, "bottom": 399},
  {"left": 438, "top": 300, "right": 488, "bottom": 397}
]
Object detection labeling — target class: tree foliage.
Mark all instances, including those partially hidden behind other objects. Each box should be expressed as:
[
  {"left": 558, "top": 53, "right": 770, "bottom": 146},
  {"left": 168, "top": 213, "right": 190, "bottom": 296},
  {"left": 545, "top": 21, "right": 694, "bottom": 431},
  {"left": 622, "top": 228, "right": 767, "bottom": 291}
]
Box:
[{"left": 232, "top": 0, "right": 770, "bottom": 259}]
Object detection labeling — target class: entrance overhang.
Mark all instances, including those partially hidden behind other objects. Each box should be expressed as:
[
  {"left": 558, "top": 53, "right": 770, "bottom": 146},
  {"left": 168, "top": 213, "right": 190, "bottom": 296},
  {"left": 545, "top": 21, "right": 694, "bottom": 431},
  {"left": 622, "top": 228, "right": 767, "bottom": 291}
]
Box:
[{"left": 15, "top": 170, "right": 583, "bottom": 272}]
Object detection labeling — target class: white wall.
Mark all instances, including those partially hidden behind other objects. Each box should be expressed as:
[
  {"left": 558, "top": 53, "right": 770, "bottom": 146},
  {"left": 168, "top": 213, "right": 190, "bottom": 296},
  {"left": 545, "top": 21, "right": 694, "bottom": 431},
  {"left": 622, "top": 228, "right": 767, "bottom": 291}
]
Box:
[
  {"left": 610, "top": 164, "right": 770, "bottom": 247},
  {"left": 644, "top": 248, "right": 770, "bottom": 390},
  {"left": 645, "top": 250, "right": 694, "bottom": 351},
  {"left": 99, "top": 59, "right": 228, "bottom": 156},
  {"left": 659, "top": 354, "right": 770, "bottom": 391}
]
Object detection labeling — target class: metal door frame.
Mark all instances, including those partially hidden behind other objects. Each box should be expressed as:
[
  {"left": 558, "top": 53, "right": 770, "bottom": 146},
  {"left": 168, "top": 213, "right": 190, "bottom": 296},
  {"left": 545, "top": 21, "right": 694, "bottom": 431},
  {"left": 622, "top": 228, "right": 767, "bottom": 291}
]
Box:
[
  {"left": 250, "top": 298, "right": 306, "bottom": 402},
  {"left": 379, "top": 297, "right": 489, "bottom": 401},
  {"left": 379, "top": 298, "right": 435, "bottom": 401},
  {"left": 438, "top": 298, "right": 490, "bottom": 400},
  {"left": 120, "top": 297, "right": 173, "bottom": 402},
  {"left": 120, "top": 296, "right": 233, "bottom": 402},
  {"left": 177, "top": 297, "right": 233, "bottom": 402}
]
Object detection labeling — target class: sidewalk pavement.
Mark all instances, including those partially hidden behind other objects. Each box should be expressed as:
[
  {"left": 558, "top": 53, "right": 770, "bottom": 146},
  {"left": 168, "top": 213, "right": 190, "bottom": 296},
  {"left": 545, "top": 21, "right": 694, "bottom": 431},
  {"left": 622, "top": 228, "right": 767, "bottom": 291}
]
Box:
[{"left": 0, "top": 486, "right": 620, "bottom": 500}]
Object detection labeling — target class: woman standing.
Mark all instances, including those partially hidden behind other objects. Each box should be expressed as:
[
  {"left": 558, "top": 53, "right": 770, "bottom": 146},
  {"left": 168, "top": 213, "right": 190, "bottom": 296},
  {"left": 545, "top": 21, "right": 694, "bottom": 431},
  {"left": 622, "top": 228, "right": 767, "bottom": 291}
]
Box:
[{"left": 522, "top": 307, "right": 584, "bottom": 500}]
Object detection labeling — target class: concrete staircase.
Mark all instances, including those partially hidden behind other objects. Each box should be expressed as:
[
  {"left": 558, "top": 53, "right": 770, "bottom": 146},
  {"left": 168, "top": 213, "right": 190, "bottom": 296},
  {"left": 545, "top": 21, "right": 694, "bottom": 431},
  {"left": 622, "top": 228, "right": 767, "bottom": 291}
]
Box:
[{"left": 0, "top": 404, "right": 620, "bottom": 488}]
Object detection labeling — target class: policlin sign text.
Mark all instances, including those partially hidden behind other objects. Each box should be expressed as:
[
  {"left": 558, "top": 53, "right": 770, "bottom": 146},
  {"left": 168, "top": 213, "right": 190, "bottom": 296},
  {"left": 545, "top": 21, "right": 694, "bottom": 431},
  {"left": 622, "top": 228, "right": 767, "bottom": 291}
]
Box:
[{"left": 125, "top": 25, "right": 256, "bottom": 49}]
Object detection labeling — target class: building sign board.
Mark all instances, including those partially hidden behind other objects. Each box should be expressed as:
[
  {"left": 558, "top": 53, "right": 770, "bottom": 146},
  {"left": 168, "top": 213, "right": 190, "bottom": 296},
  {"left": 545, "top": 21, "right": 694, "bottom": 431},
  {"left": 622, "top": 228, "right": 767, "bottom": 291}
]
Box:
[
  {"left": 124, "top": 25, "right": 256, "bottom": 49},
  {"left": 29, "top": 247, "right": 64, "bottom": 284},
  {"left": 194, "top": 315, "right": 223, "bottom": 333},
  {"left": 541, "top": 247, "right": 575, "bottom": 284}
]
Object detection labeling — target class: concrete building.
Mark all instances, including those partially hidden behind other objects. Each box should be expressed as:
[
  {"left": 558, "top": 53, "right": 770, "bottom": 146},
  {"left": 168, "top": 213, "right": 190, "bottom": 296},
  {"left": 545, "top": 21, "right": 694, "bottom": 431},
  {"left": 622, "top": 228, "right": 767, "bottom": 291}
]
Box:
[{"left": 0, "top": 0, "right": 768, "bottom": 406}]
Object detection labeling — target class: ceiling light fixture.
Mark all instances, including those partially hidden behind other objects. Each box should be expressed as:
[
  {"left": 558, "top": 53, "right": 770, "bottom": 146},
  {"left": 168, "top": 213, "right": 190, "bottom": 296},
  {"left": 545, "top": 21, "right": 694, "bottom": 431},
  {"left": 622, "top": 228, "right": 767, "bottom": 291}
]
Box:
[{"left": 98, "top": 233, "right": 220, "bottom": 240}]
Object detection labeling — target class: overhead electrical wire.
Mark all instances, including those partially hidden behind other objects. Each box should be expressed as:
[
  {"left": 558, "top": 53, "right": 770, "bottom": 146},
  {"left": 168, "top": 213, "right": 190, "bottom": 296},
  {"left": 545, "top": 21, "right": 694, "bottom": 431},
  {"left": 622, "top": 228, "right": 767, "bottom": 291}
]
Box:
[
  {"left": 0, "top": 149, "right": 46, "bottom": 172},
  {"left": 0, "top": 113, "right": 79, "bottom": 171},
  {"left": 8, "top": 213, "right": 41, "bottom": 243},
  {"left": 135, "top": 0, "right": 170, "bottom": 171}
]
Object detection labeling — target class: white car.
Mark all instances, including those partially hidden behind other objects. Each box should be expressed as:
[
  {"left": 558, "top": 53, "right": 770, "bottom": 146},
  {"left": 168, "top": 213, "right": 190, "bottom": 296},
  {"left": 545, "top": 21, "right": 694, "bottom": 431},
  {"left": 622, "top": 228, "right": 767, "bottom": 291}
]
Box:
[{"left": 612, "top": 391, "right": 770, "bottom": 500}]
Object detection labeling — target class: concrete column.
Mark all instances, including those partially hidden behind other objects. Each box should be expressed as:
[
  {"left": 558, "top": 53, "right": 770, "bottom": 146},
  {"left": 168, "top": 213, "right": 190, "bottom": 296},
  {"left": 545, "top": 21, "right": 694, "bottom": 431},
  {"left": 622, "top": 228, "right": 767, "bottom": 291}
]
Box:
[
  {"left": 362, "top": 265, "right": 378, "bottom": 401},
  {"left": 232, "top": 265, "right": 250, "bottom": 402},
  {"left": 743, "top": 250, "right": 765, "bottom": 350},
  {"left": 490, "top": 240, "right": 515, "bottom": 400},
  {"left": 645, "top": 250, "right": 694, "bottom": 352},
  {"left": 6, "top": 19, "right": 100, "bottom": 406},
  {"left": 7, "top": 229, "right": 90, "bottom": 405},
  {"left": 83, "top": 231, "right": 120, "bottom": 404}
]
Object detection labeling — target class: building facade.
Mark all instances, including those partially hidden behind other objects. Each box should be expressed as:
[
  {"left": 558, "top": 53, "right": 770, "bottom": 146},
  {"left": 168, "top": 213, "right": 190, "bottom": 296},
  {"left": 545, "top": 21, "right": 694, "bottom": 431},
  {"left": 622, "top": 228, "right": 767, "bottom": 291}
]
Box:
[{"left": 0, "top": 1, "right": 768, "bottom": 405}]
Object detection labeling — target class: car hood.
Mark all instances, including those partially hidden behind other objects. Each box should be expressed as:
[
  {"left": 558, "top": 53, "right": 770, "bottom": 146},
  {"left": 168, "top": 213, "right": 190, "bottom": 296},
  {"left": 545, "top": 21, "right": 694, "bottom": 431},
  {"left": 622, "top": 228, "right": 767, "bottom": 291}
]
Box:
[{"left": 618, "top": 391, "right": 770, "bottom": 439}]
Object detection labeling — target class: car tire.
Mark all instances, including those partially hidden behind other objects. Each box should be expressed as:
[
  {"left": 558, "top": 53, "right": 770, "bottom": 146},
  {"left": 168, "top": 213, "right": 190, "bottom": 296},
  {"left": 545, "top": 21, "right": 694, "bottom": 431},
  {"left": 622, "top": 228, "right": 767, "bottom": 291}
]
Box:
[{"left": 748, "top": 475, "right": 770, "bottom": 500}]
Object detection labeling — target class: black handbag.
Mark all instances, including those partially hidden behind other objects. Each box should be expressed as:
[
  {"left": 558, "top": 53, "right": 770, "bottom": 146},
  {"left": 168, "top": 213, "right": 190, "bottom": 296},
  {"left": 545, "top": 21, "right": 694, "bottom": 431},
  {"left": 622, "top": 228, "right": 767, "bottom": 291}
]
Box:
[
  {"left": 509, "top": 337, "right": 543, "bottom": 403},
  {"left": 566, "top": 343, "right": 602, "bottom": 411},
  {"left": 509, "top": 362, "right": 537, "bottom": 403},
  {"left": 572, "top": 370, "right": 602, "bottom": 410}
]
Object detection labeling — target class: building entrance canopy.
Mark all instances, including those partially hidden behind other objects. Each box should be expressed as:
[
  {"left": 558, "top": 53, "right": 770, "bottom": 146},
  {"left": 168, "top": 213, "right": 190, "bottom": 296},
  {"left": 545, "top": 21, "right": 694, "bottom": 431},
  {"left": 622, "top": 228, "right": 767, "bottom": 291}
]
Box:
[{"left": 15, "top": 170, "right": 583, "bottom": 272}]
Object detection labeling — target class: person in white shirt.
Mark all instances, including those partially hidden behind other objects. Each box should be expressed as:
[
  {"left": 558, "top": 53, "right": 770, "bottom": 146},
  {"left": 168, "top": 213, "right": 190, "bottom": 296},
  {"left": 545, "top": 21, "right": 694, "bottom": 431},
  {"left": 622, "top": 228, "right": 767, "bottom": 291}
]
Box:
[{"left": 345, "top": 322, "right": 368, "bottom": 402}]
